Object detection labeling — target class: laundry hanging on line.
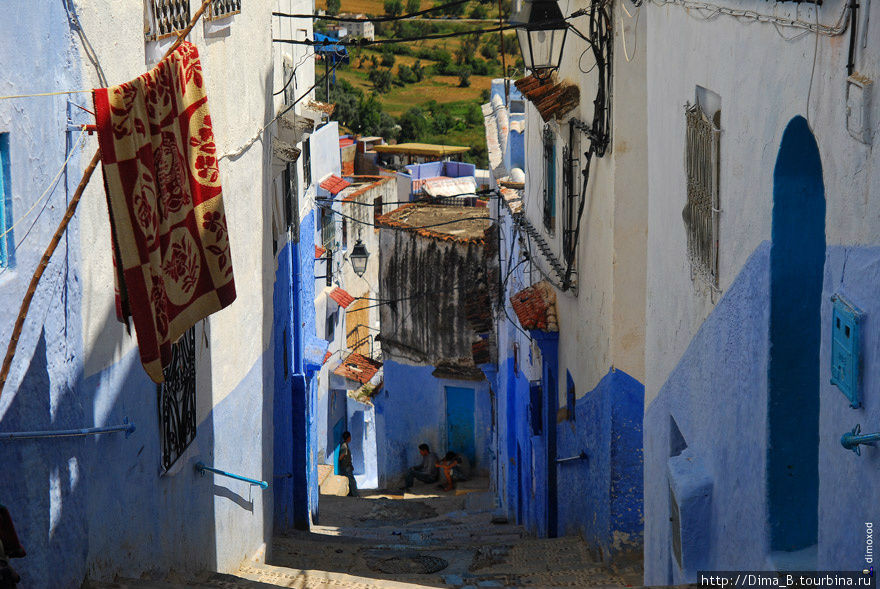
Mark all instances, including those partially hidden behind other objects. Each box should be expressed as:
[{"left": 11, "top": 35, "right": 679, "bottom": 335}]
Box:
[{"left": 93, "top": 41, "right": 236, "bottom": 383}]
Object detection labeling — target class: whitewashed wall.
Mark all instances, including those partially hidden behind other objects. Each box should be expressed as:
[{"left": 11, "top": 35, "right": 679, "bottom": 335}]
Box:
[{"left": 644, "top": 0, "right": 880, "bottom": 404}]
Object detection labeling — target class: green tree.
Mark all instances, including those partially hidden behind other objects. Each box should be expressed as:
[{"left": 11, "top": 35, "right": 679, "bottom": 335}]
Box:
[
  {"left": 469, "top": 4, "right": 487, "bottom": 18},
  {"left": 326, "top": 0, "right": 341, "bottom": 15},
  {"left": 465, "top": 102, "right": 483, "bottom": 126},
  {"left": 406, "top": 0, "right": 421, "bottom": 14},
  {"left": 384, "top": 0, "right": 403, "bottom": 16},
  {"left": 412, "top": 60, "right": 424, "bottom": 81},
  {"left": 398, "top": 107, "right": 430, "bottom": 142},
  {"left": 381, "top": 53, "right": 395, "bottom": 68},
  {"left": 368, "top": 68, "right": 393, "bottom": 93},
  {"left": 458, "top": 66, "right": 472, "bottom": 87},
  {"left": 397, "top": 64, "right": 417, "bottom": 84}
]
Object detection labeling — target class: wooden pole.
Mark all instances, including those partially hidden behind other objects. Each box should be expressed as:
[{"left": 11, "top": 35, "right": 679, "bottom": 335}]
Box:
[{"left": 0, "top": 0, "right": 214, "bottom": 399}]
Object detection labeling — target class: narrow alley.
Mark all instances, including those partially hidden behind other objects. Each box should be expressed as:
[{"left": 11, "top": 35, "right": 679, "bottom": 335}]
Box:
[
  {"left": 1, "top": 0, "right": 879, "bottom": 586},
  {"left": 87, "top": 479, "right": 643, "bottom": 588}
]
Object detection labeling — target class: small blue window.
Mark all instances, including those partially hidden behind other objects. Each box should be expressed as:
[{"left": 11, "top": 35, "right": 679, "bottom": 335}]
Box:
[
  {"left": 830, "top": 293, "right": 863, "bottom": 408},
  {"left": 566, "top": 370, "right": 575, "bottom": 421},
  {"left": 0, "top": 134, "right": 12, "bottom": 268},
  {"left": 529, "top": 380, "right": 543, "bottom": 436}
]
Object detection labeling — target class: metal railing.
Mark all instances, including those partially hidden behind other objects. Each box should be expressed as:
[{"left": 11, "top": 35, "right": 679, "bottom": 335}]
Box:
[
  {"left": 841, "top": 424, "right": 880, "bottom": 456},
  {"left": 196, "top": 461, "right": 268, "bottom": 489},
  {"left": 0, "top": 418, "right": 135, "bottom": 440},
  {"left": 556, "top": 451, "right": 588, "bottom": 464}
]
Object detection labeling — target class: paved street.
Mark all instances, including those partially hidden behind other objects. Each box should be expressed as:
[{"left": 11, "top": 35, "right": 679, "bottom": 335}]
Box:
[{"left": 87, "top": 480, "right": 644, "bottom": 588}]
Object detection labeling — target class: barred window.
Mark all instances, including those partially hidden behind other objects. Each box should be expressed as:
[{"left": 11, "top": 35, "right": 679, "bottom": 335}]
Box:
[
  {"left": 683, "top": 102, "right": 721, "bottom": 289},
  {"left": 543, "top": 126, "right": 556, "bottom": 235},
  {"left": 206, "top": 0, "right": 241, "bottom": 21},
  {"left": 146, "top": 0, "right": 191, "bottom": 41},
  {"left": 159, "top": 327, "right": 197, "bottom": 472},
  {"left": 561, "top": 139, "right": 578, "bottom": 265}
]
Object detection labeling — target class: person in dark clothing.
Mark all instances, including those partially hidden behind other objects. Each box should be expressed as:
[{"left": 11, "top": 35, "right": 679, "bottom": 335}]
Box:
[
  {"left": 403, "top": 443, "right": 439, "bottom": 490},
  {"left": 438, "top": 451, "right": 470, "bottom": 491},
  {"left": 338, "top": 431, "right": 357, "bottom": 497}
]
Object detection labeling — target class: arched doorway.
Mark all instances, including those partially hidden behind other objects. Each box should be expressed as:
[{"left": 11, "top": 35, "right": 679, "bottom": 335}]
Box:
[{"left": 767, "top": 116, "right": 825, "bottom": 554}]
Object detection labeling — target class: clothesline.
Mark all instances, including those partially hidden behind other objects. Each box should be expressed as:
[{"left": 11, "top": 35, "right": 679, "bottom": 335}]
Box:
[{"left": 0, "top": 90, "right": 92, "bottom": 101}]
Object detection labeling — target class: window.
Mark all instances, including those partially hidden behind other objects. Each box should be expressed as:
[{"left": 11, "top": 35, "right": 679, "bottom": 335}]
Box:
[
  {"left": 303, "top": 138, "right": 312, "bottom": 187},
  {"left": 159, "top": 327, "right": 197, "bottom": 472},
  {"left": 321, "top": 207, "right": 335, "bottom": 251},
  {"left": 145, "top": 0, "right": 191, "bottom": 41},
  {"left": 373, "top": 196, "right": 383, "bottom": 226},
  {"left": 342, "top": 218, "right": 348, "bottom": 250},
  {"left": 683, "top": 95, "right": 721, "bottom": 289},
  {"left": 566, "top": 371, "right": 575, "bottom": 421},
  {"left": 529, "top": 380, "right": 543, "bottom": 435},
  {"left": 0, "top": 135, "right": 12, "bottom": 269},
  {"left": 561, "top": 138, "right": 578, "bottom": 265},
  {"left": 325, "top": 309, "right": 337, "bottom": 343},
  {"left": 206, "top": 0, "right": 240, "bottom": 21},
  {"left": 542, "top": 126, "right": 556, "bottom": 234},
  {"left": 284, "top": 161, "right": 299, "bottom": 242}
]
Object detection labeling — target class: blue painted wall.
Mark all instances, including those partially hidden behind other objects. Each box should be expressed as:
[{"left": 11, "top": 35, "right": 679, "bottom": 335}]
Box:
[
  {"left": 818, "top": 246, "right": 880, "bottom": 569},
  {"left": 373, "top": 360, "right": 493, "bottom": 488},
  {"left": 644, "top": 242, "right": 772, "bottom": 584},
  {"left": 556, "top": 368, "right": 644, "bottom": 557},
  {"left": 273, "top": 209, "right": 322, "bottom": 532}
]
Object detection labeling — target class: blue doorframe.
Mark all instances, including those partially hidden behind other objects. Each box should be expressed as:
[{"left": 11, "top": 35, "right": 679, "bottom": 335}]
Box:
[
  {"left": 446, "top": 387, "right": 476, "bottom": 465},
  {"left": 329, "top": 390, "right": 348, "bottom": 475},
  {"left": 768, "top": 115, "right": 825, "bottom": 552},
  {"left": 533, "top": 331, "right": 559, "bottom": 538}
]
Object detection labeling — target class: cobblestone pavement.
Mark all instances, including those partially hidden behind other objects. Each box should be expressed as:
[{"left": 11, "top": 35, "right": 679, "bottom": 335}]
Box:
[{"left": 86, "top": 480, "right": 646, "bottom": 589}]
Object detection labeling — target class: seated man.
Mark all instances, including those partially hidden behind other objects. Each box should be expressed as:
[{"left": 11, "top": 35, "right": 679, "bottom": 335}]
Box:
[
  {"left": 437, "top": 451, "right": 471, "bottom": 492},
  {"left": 403, "top": 443, "right": 439, "bottom": 490}
]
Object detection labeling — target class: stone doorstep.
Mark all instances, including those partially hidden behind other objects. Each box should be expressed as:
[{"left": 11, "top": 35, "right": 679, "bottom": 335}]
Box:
[{"left": 319, "top": 474, "right": 350, "bottom": 497}]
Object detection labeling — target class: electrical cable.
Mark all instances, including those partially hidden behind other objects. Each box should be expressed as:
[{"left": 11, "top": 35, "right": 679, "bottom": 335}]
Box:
[
  {"left": 273, "top": 24, "right": 519, "bottom": 47},
  {"left": 273, "top": 0, "right": 471, "bottom": 23},
  {"left": 0, "top": 127, "right": 88, "bottom": 242}
]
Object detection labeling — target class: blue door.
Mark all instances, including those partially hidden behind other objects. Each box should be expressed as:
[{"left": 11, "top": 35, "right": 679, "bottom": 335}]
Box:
[
  {"left": 329, "top": 390, "right": 347, "bottom": 475},
  {"left": 445, "top": 387, "right": 475, "bottom": 465}
]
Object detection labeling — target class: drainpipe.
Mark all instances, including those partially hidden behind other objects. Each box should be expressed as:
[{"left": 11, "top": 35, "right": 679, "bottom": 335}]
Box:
[{"left": 847, "top": 0, "right": 860, "bottom": 76}]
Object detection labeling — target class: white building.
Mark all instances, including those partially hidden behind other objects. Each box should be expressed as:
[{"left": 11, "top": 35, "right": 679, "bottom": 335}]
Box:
[
  {"left": 643, "top": 0, "right": 880, "bottom": 580},
  {"left": 338, "top": 13, "right": 375, "bottom": 41}
]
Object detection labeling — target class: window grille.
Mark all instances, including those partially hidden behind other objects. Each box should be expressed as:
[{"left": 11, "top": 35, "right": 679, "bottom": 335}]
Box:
[
  {"left": 683, "top": 103, "right": 720, "bottom": 289},
  {"left": 321, "top": 207, "right": 335, "bottom": 251},
  {"left": 284, "top": 161, "right": 299, "bottom": 242},
  {"left": 159, "top": 327, "right": 197, "bottom": 472},
  {"left": 0, "top": 135, "right": 12, "bottom": 268},
  {"left": 303, "top": 139, "right": 312, "bottom": 187},
  {"left": 146, "top": 0, "right": 191, "bottom": 41},
  {"left": 206, "top": 0, "right": 241, "bottom": 21},
  {"left": 561, "top": 139, "right": 578, "bottom": 265},
  {"left": 543, "top": 126, "right": 556, "bottom": 234}
]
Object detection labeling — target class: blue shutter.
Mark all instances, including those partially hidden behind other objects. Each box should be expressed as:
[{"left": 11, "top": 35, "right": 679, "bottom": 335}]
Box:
[{"left": 0, "top": 140, "right": 8, "bottom": 268}]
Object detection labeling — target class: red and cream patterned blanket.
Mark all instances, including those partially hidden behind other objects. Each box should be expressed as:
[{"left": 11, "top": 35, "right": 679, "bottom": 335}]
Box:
[{"left": 94, "top": 42, "right": 236, "bottom": 383}]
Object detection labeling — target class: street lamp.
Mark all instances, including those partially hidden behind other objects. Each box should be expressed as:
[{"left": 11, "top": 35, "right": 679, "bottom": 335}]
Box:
[
  {"left": 510, "top": 0, "right": 568, "bottom": 75},
  {"left": 349, "top": 239, "right": 369, "bottom": 277}
]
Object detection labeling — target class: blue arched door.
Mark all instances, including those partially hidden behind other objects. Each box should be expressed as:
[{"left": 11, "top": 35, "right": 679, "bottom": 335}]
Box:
[{"left": 767, "top": 116, "right": 825, "bottom": 553}]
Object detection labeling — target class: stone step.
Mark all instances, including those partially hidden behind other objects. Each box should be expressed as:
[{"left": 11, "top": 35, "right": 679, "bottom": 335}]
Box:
[{"left": 234, "top": 562, "right": 433, "bottom": 588}]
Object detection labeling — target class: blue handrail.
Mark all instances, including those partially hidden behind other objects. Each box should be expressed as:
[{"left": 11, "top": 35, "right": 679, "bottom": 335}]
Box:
[
  {"left": 195, "top": 461, "right": 269, "bottom": 489},
  {"left": 841, "top": 424, "right": 880, "bottom": 456},
  {"left": 0, "top": 418, "right": 135, "bottom": 440}
]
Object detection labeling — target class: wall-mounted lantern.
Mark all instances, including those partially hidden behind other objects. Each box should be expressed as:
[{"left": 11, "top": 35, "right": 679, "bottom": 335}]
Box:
[
  {"left": 510, "top": 0, "right": 569, "bottom": 75},
  {"left": 349, "top": 239, "right": 369, "bottom": 277}
]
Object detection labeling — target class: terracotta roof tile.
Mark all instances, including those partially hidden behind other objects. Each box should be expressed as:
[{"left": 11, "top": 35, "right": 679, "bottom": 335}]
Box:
[
  {"left": 319, "top": 175, "right": 351, "bottom": 195},
  {"left": 323, "top": 351, "right": 332, "bottom": 365},
  {"left": 510, "top": 280, "right": 559, "bottom": 332},
  {"left": 333, "top": 352, "right": 382, "bottom": 385},
  {"left": 514, "top": 72, "right": 580, "bottom": 122},
  {"left": 328, "top": 286, "right": 355, "bottom": 309},
  {"left": 316, "top": 245, "right": 326, "bottom": 258}
]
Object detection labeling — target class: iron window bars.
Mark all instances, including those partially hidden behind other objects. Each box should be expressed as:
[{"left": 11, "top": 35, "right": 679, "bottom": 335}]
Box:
[
  {"left": 683, "top": 103, "right": 721, "bottom": 290},
  {"left": 146, "top": 0, "right": 191, "bottom": 41},
  {"left": 206, "top": 0, "right": 241, "bottom": 21},
  {"left": 159, "top": 326, "right": 197, "bottom": 472},
  {"left": 561, "top": 124, "right": 579, "bottom": 266},
  {"left": 542, "top": 126, "right": 556, "bottom": 235}
]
